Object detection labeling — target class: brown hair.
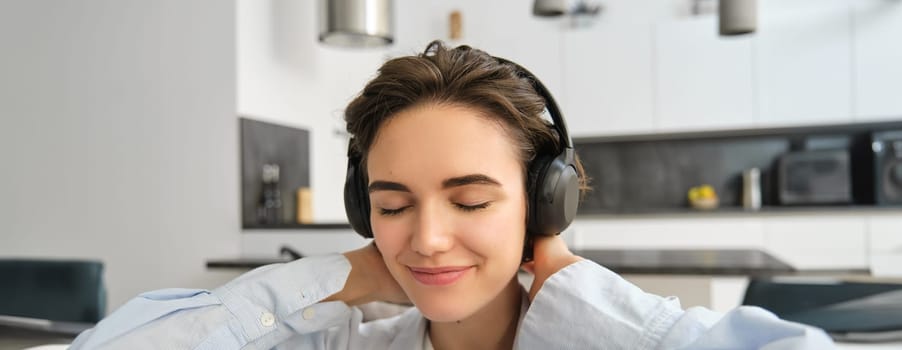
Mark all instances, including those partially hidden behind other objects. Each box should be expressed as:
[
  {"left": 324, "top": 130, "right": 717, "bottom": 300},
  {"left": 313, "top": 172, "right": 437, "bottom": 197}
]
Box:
[{"left": 344, "top": 41, "right": 589, "bottom": 196}]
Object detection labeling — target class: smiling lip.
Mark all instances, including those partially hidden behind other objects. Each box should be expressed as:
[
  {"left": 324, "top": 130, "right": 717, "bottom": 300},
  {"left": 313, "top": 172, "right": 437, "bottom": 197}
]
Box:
[{"left": 408, "top": 266, "right": 473, "bottom": 286}]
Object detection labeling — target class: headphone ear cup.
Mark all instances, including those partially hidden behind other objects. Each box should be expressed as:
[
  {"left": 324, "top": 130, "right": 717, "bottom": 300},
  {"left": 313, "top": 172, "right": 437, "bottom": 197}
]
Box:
[
  {"left": 344, "top": 159, "right": 373, "bottom": 238},
  {"left": 528, "top": 152, "right": 579, "bottom": 236},
  {"left": 527, "top": 153, "right": 554, "bottom": 235}
]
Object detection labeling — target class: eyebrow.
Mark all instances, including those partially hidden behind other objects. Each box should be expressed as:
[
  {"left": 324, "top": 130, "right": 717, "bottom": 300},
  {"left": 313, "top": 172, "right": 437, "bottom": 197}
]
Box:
[
  {"left": 367, "top": 174, "right": 501, "bottom": 193},
  {"left": 368, "top": 181, "right": 410, "bottom": 193},
  {"left": 442, "top": 174, "right": 501, "bottom": 189}
]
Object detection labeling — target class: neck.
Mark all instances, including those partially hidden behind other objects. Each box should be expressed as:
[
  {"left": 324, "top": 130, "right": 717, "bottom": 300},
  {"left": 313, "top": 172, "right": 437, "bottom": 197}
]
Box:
[{"left": 428, "top": 277, "right": 523, "bottom": 350}]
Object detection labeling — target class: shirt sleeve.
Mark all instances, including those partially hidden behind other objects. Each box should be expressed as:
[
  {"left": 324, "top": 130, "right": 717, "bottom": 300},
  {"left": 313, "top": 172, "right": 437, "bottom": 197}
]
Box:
[
  {"left": 517, "top": 259, "right": 836, "bottom": 350},
  {"left": 69, "top": 253, "right": 357, "bottom": 350}
]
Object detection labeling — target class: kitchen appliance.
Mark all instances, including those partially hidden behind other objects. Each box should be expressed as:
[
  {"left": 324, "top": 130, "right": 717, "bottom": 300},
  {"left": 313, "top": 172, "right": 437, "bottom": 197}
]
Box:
[
  {"left": 777, "top": 149, "right": 852, "bottom": 205},
  {"left": 873, "top": 130, "right": 902, "bottom": 205}
]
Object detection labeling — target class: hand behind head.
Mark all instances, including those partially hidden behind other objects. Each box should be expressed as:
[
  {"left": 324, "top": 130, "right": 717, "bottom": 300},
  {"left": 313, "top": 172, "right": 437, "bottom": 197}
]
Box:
[
  {"left": 520, "top": 235, "right": 582, "bottom": 301},
  {"left": 327, "top": 243, "right": 411, "bottom": 306},
  {"left": 365, "top": 242, "right": 412, "bottom": 305}
]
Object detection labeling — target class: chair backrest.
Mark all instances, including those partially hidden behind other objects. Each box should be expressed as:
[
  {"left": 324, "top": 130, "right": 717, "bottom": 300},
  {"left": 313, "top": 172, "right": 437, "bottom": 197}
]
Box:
[
  {"left": 743, "top": 278, "right": 902, "bottom": 334},
  {"left": 742, "top": 278, "right": 902, "bottom": 316},
  {"left": 0, "top": 259, "right": 106, "bottom": 323}
]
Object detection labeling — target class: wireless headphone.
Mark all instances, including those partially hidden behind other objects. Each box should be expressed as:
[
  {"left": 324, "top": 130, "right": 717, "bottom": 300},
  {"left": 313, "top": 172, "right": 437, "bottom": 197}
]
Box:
[{"left": 343, "top": 54, "right": 580, "bottom": 240}]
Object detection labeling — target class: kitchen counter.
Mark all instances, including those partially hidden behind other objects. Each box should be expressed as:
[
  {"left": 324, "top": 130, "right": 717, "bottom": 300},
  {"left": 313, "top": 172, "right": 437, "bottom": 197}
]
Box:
[
  {"left": 573, "top": 249, "right": 868, "bottom": 276},
  {"left": 208, "top": 249, "right": 869, "bottom": 277}
]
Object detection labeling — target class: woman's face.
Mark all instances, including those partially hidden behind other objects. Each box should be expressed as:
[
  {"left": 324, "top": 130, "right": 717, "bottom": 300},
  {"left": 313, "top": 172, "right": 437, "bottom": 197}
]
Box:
[{"left": 366, "top": 103, "right": 527, "bottom": 322}]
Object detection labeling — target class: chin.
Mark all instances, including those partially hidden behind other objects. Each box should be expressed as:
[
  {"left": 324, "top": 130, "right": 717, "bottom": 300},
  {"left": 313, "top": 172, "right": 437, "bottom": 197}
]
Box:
[
  {"left": 404, "top": 284, "right": 483, "bottom": 322},
  {"left": 414, "top": 296, "right": 478, "bottom": 322}
]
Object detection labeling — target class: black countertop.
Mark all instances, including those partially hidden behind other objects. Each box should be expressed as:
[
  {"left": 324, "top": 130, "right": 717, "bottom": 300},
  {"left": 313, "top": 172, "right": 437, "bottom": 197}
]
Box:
[
  {"left": 575, "top": 249, "right": 786, "bottom": 276},
  {"left": 208, "top": 249, "right": 869, "bottom": 276}
]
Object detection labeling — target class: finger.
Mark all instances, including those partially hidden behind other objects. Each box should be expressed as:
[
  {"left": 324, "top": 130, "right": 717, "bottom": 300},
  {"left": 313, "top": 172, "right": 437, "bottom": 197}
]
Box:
[{"left": 528, "top": 277, "right": 542, "bottom": 302}]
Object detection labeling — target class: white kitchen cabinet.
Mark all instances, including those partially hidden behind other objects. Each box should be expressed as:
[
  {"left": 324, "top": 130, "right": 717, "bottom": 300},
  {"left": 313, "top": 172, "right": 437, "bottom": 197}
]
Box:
[
  {"left": 654, "top": 17, "right": 756, "bottom": 131},
  {"left": 570, "top": 217, "right": 766, "bottom": 249},
  {"left": 762, "top": 216, "right": 868, "bottom": 269},
  {"left": 868, "top": 214, "right": 902, "bottom": 254},
  {"left": 561, "top": 1, "right": 656, "bottom": 137},
  {"left": 755, "top": 0, "right": 854, "bottom": 126},
  {"left": 868, "top": 214, "right": 902, "bottom": 276},
  {"left": 573, "top": 214, "right": 870, "bottom": 271},
  {"left": 852, "top": 0, "right": 902, "bottom": 121},
  {"left": 623, "top": 275, "right": 749, "bottom": 313},
  {"left": 458, "top": 2, "right": 564, "bottom": 98}
]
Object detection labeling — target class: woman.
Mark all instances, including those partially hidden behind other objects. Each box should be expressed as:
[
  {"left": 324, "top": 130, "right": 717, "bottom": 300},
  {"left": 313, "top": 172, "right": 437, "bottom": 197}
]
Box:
[{"left": 70, "top": 41, "right": 833, "bottom": 349}]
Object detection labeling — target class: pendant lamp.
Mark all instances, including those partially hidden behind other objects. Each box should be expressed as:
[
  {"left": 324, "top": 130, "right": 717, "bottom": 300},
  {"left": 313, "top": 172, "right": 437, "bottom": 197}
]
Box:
[
  {"left": 719, "top": 0, "right": 756, "bottom": 36},
  {"left": 319, "top": 0, "right": 394, "bottom": 48}
]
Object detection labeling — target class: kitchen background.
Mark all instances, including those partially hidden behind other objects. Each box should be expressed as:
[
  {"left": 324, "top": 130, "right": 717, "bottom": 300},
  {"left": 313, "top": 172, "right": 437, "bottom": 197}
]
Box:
[{"left": 1, "top": 0, "right": 901, "bottom": 313}]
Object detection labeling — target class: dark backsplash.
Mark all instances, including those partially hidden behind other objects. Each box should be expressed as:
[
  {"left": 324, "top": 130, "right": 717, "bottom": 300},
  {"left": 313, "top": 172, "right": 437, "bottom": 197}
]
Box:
[
  {"left": 240, "top": 117, "right": 310, "bottom": 227},
  {"left": 574, "top": 120, "right": 902, "bottom": 214}
]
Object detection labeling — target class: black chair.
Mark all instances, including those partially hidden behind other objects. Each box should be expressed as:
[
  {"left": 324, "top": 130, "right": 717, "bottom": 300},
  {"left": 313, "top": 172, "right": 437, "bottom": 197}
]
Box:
[
  {"left": 0, "top": 259, "right": 106, "bottom": 324},
  {"left": 743, "top": 278, "right": 902, "bottom": 338}
]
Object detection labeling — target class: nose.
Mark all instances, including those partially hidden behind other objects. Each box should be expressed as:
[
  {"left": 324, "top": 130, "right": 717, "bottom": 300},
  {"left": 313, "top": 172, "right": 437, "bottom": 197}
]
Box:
[{"left": 409, "top": 202, "right": 453, "bottom": 256}]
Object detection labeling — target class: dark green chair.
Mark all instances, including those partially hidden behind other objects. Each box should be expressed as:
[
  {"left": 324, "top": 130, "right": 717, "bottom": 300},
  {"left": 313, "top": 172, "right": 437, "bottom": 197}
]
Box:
[
  {"left": 742, "top": 278, "right": 902, "bottom": 336},
  {"left": 0, "top": 259, "right": 106, "bottom": 324}
]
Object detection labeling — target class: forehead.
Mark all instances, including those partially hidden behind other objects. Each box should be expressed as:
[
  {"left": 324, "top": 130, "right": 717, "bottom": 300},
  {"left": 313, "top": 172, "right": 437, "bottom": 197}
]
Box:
[{"left": 366, "top": 104, "right": 523, "bottom": 186}]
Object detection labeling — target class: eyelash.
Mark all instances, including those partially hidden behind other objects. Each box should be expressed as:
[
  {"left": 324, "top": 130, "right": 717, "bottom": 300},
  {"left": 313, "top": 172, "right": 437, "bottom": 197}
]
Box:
[
  {"left": 455, "top": 202, "right": 490, "bottom": 212},
  {"left": 379, "top": 207, "right": 409, "bottom": 216},
  {"left": 377, "top": 202, "right": 490, "bottom": 216}
]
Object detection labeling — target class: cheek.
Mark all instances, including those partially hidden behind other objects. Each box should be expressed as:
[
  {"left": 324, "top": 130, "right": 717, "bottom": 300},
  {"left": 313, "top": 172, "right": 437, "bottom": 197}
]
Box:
[
  {"left": 460, "top": 202, "right": 527, "bottom": 261},
  {"left": 371, "top": 217, "right": 406, "bottom": 257}
]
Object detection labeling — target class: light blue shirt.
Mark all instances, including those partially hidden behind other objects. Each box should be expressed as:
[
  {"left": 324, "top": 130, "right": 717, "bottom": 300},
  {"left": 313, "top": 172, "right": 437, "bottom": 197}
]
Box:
[{"left": 70, "top": 254, "right": 835, "bottom": 349}]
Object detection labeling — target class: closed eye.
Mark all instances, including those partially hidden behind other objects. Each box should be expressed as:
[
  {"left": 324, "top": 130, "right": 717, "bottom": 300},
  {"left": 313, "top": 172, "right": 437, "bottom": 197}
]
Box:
[
  {"left": 379, "top": 202, "right": 490, "bottom": 216},
  {"left": 455, "top": 202, "right": 490, "bottom": 212},
  {"left": 379, "top": 206, "right": 410, "bottom": 216}
]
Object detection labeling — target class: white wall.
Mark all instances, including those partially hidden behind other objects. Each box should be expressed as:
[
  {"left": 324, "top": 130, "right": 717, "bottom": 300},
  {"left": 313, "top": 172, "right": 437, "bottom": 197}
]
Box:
[{"left": 0, "top": 1, "right": 243, "bottom": 311}]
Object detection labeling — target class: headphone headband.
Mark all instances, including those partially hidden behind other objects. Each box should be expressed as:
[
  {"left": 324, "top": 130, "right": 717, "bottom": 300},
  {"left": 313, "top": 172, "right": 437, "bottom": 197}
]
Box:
[{"left": 493, "top": 57, "right": 573, "bottom": 150}]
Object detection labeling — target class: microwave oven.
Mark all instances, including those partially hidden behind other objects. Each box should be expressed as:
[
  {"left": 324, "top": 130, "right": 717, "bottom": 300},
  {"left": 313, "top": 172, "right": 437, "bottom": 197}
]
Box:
[{"left": 777, "top": 149, "right": 852, "bottom": 205}]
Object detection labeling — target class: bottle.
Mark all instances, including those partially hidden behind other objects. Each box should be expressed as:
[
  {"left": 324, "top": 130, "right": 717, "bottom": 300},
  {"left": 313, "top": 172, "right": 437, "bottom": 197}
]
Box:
[
  {"left": 256, "top": 164, "right": 272, "bottom": 224},
  {"left": 256, "top": 164, "right": 283, "bottom": 225},
  {"left": 742, "top": 168, "right": 762, "bottom": 210},
  {"left": 296, "top": 187, "right": 313, "bottom": 224},
  {"left": 268, "top": 164, "right": 282, "bottom": 224}
]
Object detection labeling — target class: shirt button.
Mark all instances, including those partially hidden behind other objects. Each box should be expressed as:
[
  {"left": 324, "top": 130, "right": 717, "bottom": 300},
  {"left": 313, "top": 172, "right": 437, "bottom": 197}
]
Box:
[
  {"left": 260, "top": 312, "right": 275, "bottom": 327},
  {"left": 302, "top": 307, "right": 316, "bottom": 320}
]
